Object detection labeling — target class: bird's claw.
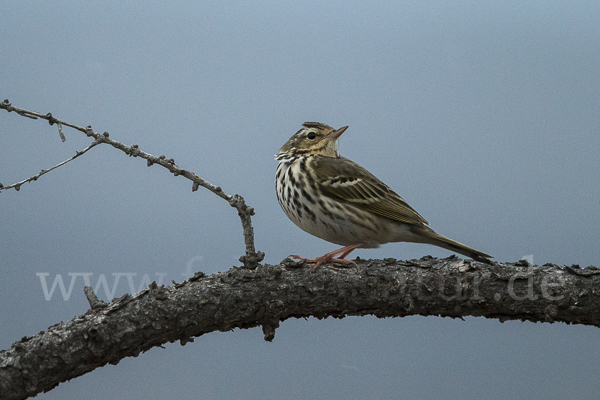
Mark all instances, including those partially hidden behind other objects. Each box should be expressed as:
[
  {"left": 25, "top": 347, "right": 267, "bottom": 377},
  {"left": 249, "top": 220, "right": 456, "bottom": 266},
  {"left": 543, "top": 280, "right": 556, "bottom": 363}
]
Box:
[{"left": 289, "top": 254, "right": 358, "bottom": 273}]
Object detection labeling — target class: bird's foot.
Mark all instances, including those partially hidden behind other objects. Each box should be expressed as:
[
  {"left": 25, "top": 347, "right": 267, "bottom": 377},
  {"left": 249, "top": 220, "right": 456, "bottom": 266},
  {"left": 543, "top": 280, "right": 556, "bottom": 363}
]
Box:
[
  {"left": 289, "top": 243, "right": 363, "bottom": 273},
  {"left": 289, "top": 254, "right": 358, "bottom": 273}
]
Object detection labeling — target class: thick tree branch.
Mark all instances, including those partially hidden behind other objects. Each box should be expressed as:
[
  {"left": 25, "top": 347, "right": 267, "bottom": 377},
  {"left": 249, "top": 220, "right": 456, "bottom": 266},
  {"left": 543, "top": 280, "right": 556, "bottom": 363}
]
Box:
[
  {"left": 0, "top": 100, "right": 264, "bottom": 268},
  {"left": 1, "top": 257, "right": 599, "bottom": 399}
]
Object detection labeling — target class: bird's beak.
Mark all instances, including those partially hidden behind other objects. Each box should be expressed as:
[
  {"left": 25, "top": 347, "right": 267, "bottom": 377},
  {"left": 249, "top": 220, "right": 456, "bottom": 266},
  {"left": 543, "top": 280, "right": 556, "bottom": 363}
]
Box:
[{"left": 329, "top": 126, "right": 348, "bottom": 140}]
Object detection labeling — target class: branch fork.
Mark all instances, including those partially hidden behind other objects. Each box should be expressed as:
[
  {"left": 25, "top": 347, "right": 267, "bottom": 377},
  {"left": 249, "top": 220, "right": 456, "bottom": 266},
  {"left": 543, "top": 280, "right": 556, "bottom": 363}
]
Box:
[{"left": 0, "top": 99, "right": 263, "bottom": 268}]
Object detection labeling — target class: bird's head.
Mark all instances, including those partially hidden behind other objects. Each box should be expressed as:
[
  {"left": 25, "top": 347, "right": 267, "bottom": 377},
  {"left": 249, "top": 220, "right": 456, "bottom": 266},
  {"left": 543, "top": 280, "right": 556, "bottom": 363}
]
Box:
[{"left": 279, "top": 122, "right": 348, "bottom": 157}]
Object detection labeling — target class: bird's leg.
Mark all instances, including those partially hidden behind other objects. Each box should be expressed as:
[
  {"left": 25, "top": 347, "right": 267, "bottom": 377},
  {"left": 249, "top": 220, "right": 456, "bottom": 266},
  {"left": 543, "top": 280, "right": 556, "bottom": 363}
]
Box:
[
  {"left": 336, "top": 244, "right": 362, "bottom": 260},
  {"left": 290, "top": 242, "right": 364, "bottom": 273}
]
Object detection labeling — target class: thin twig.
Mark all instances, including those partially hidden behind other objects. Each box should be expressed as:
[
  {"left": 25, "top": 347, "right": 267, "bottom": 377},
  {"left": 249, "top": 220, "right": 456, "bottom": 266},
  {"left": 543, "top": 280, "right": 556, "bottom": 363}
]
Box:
[
  {"left": 0, "top": 141, "right": 99, "bottom": 191},
  {"left": 0, "top": 99, "right": 264, "bottom": 268}
]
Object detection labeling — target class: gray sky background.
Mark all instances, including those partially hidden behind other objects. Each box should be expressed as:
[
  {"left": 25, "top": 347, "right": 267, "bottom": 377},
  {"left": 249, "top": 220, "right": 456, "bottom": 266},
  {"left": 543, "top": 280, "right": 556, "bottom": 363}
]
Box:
[{"left": 1, "top": 1, "right": 599, "bottom": 399}]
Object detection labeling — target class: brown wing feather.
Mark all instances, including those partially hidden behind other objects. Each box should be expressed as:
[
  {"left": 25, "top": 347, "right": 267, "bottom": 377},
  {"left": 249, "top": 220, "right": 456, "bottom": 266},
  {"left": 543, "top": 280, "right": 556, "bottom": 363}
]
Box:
[{"left": 313, "top": 156, "right": 429, "bottom": 226}]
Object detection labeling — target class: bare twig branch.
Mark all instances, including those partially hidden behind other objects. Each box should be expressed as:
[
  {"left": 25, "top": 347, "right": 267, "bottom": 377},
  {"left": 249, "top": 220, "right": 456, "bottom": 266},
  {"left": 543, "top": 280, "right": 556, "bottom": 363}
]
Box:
[
  {"left": 57, "top": 122, "right": 66, "bottom": 142},
  {"left": 0, "top": 257, "right": 598, "bottom": 399},
  {"left": 0, "top": 141, "right": 99, "bottom": 191},
  {"left": 0, "top": 99, "right": 264, "bottom": 268}
]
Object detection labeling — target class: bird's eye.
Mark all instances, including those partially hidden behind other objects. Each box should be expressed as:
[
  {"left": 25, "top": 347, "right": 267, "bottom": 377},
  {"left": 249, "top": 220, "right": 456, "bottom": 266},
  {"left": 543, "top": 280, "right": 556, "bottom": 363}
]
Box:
[{"left": 307, "top": 132, "right": 316, "bottom": 140}]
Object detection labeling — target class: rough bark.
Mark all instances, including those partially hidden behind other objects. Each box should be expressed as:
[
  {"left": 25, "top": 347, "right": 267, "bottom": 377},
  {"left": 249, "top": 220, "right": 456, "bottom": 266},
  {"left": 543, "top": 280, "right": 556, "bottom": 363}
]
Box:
[{"left": 1, "top": 257, "right": 599, "bottom": 399}]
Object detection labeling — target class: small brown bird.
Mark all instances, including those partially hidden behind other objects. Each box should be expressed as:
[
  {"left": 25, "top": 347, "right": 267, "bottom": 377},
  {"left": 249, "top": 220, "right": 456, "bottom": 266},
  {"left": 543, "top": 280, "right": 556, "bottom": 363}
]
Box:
[{"left": 275, "top": 122, "right": 492, "bottom": 272}]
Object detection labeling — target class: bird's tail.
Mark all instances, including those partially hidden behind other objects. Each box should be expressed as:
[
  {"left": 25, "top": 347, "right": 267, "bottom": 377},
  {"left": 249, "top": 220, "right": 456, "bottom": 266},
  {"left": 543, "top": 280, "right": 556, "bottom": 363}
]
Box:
[{"left": 414, "top": 227, "right": 493, "bottom": 263}]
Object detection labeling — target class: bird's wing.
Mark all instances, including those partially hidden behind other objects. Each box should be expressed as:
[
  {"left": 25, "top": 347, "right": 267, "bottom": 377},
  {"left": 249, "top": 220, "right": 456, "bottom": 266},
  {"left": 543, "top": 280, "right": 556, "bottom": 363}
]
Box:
[{"left": 312, "top": 156, "right": 429, "bottom": 226}]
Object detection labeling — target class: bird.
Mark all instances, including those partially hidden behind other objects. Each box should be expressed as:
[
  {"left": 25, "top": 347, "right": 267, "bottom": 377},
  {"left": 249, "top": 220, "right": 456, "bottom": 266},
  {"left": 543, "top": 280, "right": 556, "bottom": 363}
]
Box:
[{"left": 275, "top": 122, "right": 492, "bottom": 272}]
